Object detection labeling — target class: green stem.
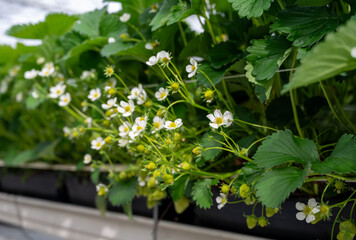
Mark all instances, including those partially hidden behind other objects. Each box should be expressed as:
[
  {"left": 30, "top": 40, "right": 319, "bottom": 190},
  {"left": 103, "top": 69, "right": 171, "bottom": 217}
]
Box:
[
  {"left": 289, "top": 50, "right": 304, "bottom": 138},
  {"left": 327, "top": 81, "right": 356, "bottom": 132},
  {"left": 320, "top": 81, "right": 349, "bottom": 131},
  {"left": 178, "top": 22, "right": 187, "bottom": 47},
  {"left": 204, "top": 14, "right": 217, "bottom": 44},
  {"left": 127, "top": 23, "right": 147, "bottom": 41},
  {"left": 276, "top": 0, "right": 285, "bottom": 10},
  {"left": 114, "top": 73, "right": 129, "bottom": 92},
  {"left": 234, "top": 119, "right": 278, "bottom": 132}
]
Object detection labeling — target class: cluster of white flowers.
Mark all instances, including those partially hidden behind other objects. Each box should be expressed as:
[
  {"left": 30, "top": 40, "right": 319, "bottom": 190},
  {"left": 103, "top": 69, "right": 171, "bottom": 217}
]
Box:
[
  {"left": 49, "top": 82, "right": 71, "bottom": 107},
  {"left": 296, "top": 198, "right": 320, "bottom": 223},
  {"left": 39, "top": 62, "right": 55, "bottom": 77},
  {"left": 128, "top": 84, "right": 147, "bottom": 105},
  {"left": 207, "top": 109, "right": 233, "bottom": 129}
]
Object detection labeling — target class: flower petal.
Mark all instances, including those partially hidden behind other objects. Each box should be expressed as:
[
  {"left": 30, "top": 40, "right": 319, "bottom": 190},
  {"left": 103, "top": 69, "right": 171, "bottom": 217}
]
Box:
[
  {"left": 296, "top": 212, "right": 306, "bottom": 221},
  {"left": 295, "top": 202, "right": 305, "bottom": 211},
  {"left": 306, "top": 214, "right": 315, "bottom": 223},
  {"left": 308, "top": 198, "right": 318, "bottom": 208}
]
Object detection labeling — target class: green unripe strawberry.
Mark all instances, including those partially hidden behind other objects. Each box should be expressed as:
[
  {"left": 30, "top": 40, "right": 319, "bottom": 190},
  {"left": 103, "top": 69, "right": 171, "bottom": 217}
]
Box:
[
  {"left": 147, "top": 161, "right": 156, "bottom": 170},
  {"left": 163, "top": 174, "right": 173, "bottom": 184},
  {"left": 239, "top": 183, "right": 250, "bottom": 198},
  {"left": 335, "top": 180, "right": 344, "bottom": 190},
  {"left": 246, "top": 215, "right": 258, "bottom": 229},
  {"left": 258, "top": 217, "right": 268, "bottom": 227},
  {"left": 265, "top": 207, "right": 279, "bottom": 217}
]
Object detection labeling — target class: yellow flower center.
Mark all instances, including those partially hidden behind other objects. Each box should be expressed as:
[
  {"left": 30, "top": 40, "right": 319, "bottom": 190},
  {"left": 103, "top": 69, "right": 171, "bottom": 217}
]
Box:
[
  {"left": 94, "top": 93, "right": 98, "bottom": 98},
  {"left": 64, "top": 98, "right": 68, "bottom": 102},
  {"left": 160, "top": 92, "right": 166, "bottom": 99},
  {"left": 169, "top": 122, "right": 177, "bottom": 128},
  {"left": 124, "top": 105, "right": 131, "bottom": 112},
  {"left": 137, "top": 126, "right": 143, "bottom": 131},
  {"left": 154, "top": 122, "right": 160, "bottom": 129},
  {"left": 96, "top": 142, "right": 101, "bottom": 147},
  {"left": 162, "top": 57, "right": 169, "bottom": 63},
  {"left": 140, "top": 117, "right": 145, "bottom": 121},
  {"left": 215, "top": 117, "right": 223, "bottom": 125},
  {"left": 191, "top": 65, "right": 196, "bottom": 71},
  {"left": 221, "top": 198, "right": 227, "bottom": 204},
  {"left": 124, "top": 127, "right": 129, "bottom": 132}
]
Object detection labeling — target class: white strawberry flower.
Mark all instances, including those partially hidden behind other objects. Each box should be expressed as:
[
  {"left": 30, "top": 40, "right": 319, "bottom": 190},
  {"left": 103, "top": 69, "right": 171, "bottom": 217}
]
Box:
[
  {"left": 128, "top": 84, "right": 144, "bottom": 100},
  {"left": 16, "top": 92, "right": 23, "bottom": 102},
  {"left": 223, "top": 111, "right": 234, "bottom": 127},
  {"left": 91, "top": 137, "right": 105, "bottom": 150},
  {"left": 24, "top": 69, "right": 38, "bottom": 79},
  {"left": 118, "top": 138, "right": 131, "bottom": 147},
  {"left": 37, "top": 57, "right": 45, "bottom": 65},
  {"left": 155, "top": 87, "right": 169, "bottom": 101},
  {"left": 145, "top": 40, "right": 159, "bottom": 50},
  {"left": 146, "top": 55, "right": 158, "bottom": 66},
  {"left": 119, "top": 121, "right": 131, "bottom": 137},
  {"left": 58, "top": 92, "right": 71, "bottom": 107},
  {"left": 120, "top": 13, "right": 131, "bottom": 22},
  {"left": 83, "top": 154, "right": 92, "bottom": 164},
  {"left": 117, "top": 100, "right": 135, "bottom": 117},
  {"left": 296, "top": 198, "right": 320, "bottom": 223},
  {"left": 135, "top": 115, "right": 148, "bottom": 125},
  {"left": 207, "top": 110, "right": 233, "bottom": 129},
  {"left": 49, "top": 83, "right": 66, "bottom": 98},
  {"left": 157, "top": 50, "right": 171, "bottom": 65},
  {"left": 102, "top": 97, "right": 117, "bottom": 110},
  {"left": 152, "top": 116, "right": 165, "bottom": 133},
  {"left": 96, "top": 183, "right": 108, "bottom": 196},
  {"left": 88, "top": 88, "right": 101, "bottom": 101},
  {"left": 108, "top": 37, "right": 116, "bottom": 43},
  {"left": 39, "top": 62, "right": 55, "bottom": 77},
  {"left": 138, "top": 176, "right": 146, "bottom": 187},
  {"left": 137, "top": 89, "right": 147, "bottom": 105},
  {"left": 129, "top": 122, "right": 146, "bottom": 140},
  {"left": 216, "top": 193, "right": 227, "bottom": 209},
  {"left": 186, "top": 58, "right": 198, "bottom": 78},
  {"left": 164, "top": 118, "right": 183, "bottom": 130}
]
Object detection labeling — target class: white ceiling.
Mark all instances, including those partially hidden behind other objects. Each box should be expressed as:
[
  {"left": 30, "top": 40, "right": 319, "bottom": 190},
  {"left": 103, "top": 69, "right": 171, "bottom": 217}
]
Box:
[{"left": 0, "top": 0, "right": 122, "bottom": 47}]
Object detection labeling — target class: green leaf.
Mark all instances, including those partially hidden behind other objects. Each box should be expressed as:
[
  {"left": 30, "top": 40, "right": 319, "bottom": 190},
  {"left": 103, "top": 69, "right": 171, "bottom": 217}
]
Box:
[
  {"left": 61, "top": 37, "right": 107, "bottom": 62},
  {"left": 245, "top": 62, "right": 274, "bottom": 103},
  {"left": 192, "top": 179, "right": 218, "bottom": 209},
  {"left": 246, "top": 36, "right": 292, "bottom": 81},
  {"left": 283, "top": 17, "right": 356, "bottom": 92},
  {"left": 196, "top": 133, "right": 224, "bottom": 167},
  {"left": 3, "top": 140, "right": 60, "bottom": 166},
  {"left": 150, "top": 0, "right": 178, "bottom": 31},
  {"left": 108, "top": 178, "right": 137, "bottom": 206},
  {"left": 312, "top": 134, "right": 356, "bottom": 174},
  {"left": 166, "top": 0, "right": 202, "bottom": 25},
  {"left": 6, "top": 13, "right": 78, "bottom": 39},
  {"left": 173, "top": 196, "right": 190, "bottom": 214},
  {"left": 100, "top": 41, "right": 133, "bottom": 58},
  {"left": 25, "top": 95, "right": 45, "bottom": 110},
  {"left": 72, "top": 8, "right": 107, "bottom": 38},
  {"left": 99, "top": 14, "right": 127, "bottom": 39},
  {"left": 254, "top": 130, "right": 319, "bottom": 168},
  {"left": 170, "top": 175, "right": 189, "bottom": 201},
  {"left": 228, "top": 0, "right": 273, "bottom": 19},
  {"left": 270, "top": 7, "right": 339, "bottom": 47},
  {"left": 255, "top": 166, "right": 308, "bottom": 208},
  {"left": 0, "top": 45, "right": 19, "bottom": 64},
  {"left": 196, "top": 63, "right": 226, "bottom": 86},
  {"left": 207, "top": 42, "right": 239, "bottom": 69}
]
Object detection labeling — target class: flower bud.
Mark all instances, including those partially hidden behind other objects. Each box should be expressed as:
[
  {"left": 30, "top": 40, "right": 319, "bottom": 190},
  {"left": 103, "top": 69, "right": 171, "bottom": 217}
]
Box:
[
  {"left": 221, "top": 184, "right": 230, "bottom": 194},
  {"left": 137, "top": 144, "right": 145, "bottom": 152},
  {"left": 163, "top": 174, "right": 173, "bottom": 184},
  {"left": 181, "top": 162, "right": 190, "bottom": 170},
  {"left": 147, "top": 161, "right": 156, "bottom": 170},
  {"left": 192, "top": 147, "right": 200, "bottom": 155},
  {"left": 239, "top": 183, "right": 251, "bottom": 198},
  {"left": 204, "top": 89, "right": 214, "bottom": 101},
  {"left": 171, "top": 82, "right": 179, "bottom": 91}
]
